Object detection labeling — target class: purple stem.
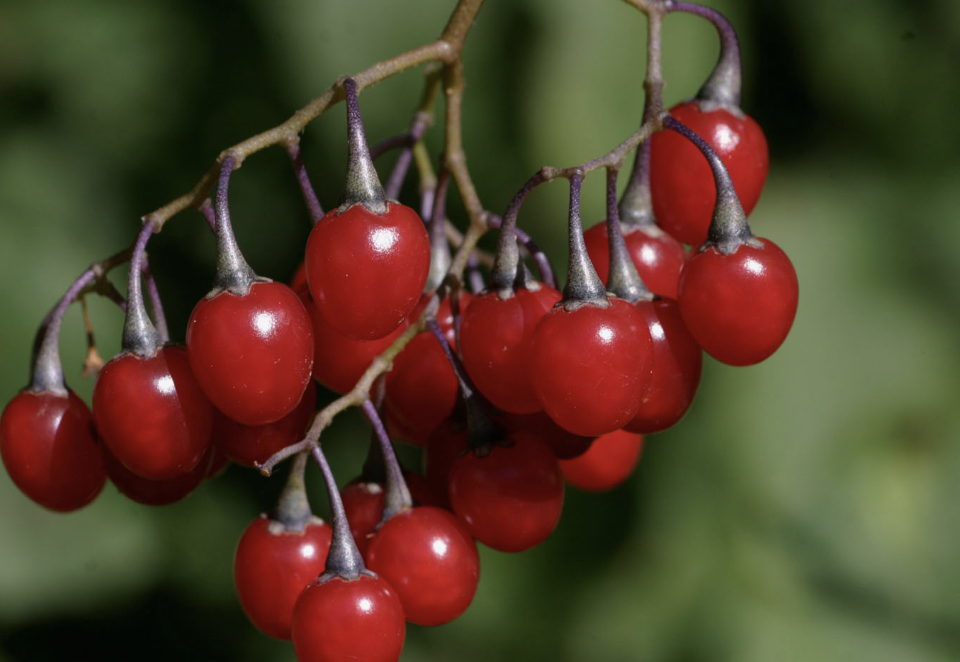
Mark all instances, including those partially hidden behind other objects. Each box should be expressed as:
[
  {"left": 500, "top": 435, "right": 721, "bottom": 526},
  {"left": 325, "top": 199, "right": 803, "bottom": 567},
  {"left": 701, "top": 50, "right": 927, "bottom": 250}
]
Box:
[
  {"left": 487, "top": 214, "right": 557, "bottom": 291},
  {"left": 663, "top": 116, "right": 753, "bottom": 253},
  {"left": 360, "top": 400, "right": 412, "bottom": 522},
  {"left": 213, "top": 156, "right": 258, "bottom": 295},
  {"left": 465, "top": 253, "right": 486, "bottom": 294},
  {"left": 312, "top": 445, "right": 369, "bottom": 582},
  {"left": 490, "top": 173, "right": 545, "bottom": 292},
  {"left": 425, "top": 166, "right": 452, "bottom": 292},
  {"left": 561, "top": 173, "right": 607, "bottom": 306},
  {"left": 198, "top": 199, "right": 217, "bottom": 233},
  {"left": 342, "top": 78, "right": 387, "bottom": 214},
  {"left": 286, "top": 141, "right": 324, "bottom": 225},
  {"left": 142, "top": 262, "right": 168, "bottom": 343},
  {"left": 29, "top": 270, "right": 98, "bottom": 395},
  {"left": 605, "top": 168, "right": 651, "bottom": 303},
  {"left": 665, "top": 0, "right": 742, "bottom": 107},
  {"left": 121, "top": 222, "right": 162, "bottom": 357}
]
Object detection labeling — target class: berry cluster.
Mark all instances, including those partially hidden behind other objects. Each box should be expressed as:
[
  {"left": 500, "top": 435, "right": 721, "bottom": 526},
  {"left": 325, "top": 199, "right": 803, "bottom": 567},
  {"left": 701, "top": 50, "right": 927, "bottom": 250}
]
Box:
[{"left": 1, "top": 1, "right": 798, "bottom": 660}]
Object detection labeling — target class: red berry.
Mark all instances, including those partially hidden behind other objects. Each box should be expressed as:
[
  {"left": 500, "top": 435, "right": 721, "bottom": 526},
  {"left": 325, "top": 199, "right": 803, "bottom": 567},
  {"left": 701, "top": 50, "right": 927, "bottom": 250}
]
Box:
[
  {"left": 384, "top": 295, "right": 469, "bottom": 446},
  {"left": 366, "top": 506, "right": 479, "bottom": 626},
  {"left": 559, "top": 430, "right": 644, "bottom": 492},
  {"left": 459, "top": 285, "right": 562, "bottom": 414},
  {"left": 530, "top": 299, "right": 652, "bottom": 437},
  {"left": 499, "top": 411, "right": 594, "bottom": 460},
  {"left": 292, "top": 574, "right": 406, "bottom": 662},
  {"left": 103, "top": 445, "right": 210, "bottom": 506},
  {"left": 187, "top": 280, "right": 314, "bottom": 426},
  {"left": 212, "top": 381, "right": 316, "bottom": 468},
  {"left": 305, "top": 294, "right": 408, "bottom": 396},
  {"left": 678, "top": 238, "right": 798, "bottom": 366},
  {"left": 1, "top": 389, "right": 105, "bottom": 512},
  {"left": 341, "top": 480, "right": 385, "bottom": 557},
  {"left": 93, "top": 345, "right": 212, "bottom": 480},
  {"left": 304, "top": 202, "right": 430, "bottom": 341},
  {"left": 233, "top": 514, "right": 332, "bottom": 640},
  {"left": 423, "top": 420, "right": 468, "bottom": 510},
  {"left": 650, "top": 100, "right": 769, "bottom": 245},
  {"left": 448, "top": 434, "right": 564, "bottom": 553},
  {"left": 624, "top": 299, "right": 702, "bottom": 433},
  {"left": 583, "top": 222, "right": 687, "bottom": 299}
]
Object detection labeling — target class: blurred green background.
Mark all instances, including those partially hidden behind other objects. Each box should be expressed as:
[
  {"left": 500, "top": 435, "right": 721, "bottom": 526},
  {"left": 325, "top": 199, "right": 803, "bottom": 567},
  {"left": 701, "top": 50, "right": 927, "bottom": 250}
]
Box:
[{"left": 2, "top": 0, "right": 960, "bottom": 660}]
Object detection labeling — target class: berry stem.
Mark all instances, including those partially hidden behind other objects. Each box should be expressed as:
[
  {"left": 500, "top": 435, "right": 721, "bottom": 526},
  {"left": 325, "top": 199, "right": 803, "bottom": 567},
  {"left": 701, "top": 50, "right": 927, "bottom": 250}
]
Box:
[
  {"left": 486, "top": 214, "right": 557, "bottom": 291},
  {"left": 425, "top": 165, "right": 452, "bottom": 293},
  {"left": 29, "top": 271, "right": 97, "bottom": 395},
  {"left": 198, "top": 199, "right": 217, "bottom": 233},
  {"left": 662, "top": 116, "right": 757, "bottom": 253},
  {"left": 426, "top": 318, "right": 505, "bottom": 455},
  {"left": 490, "top": 173, "right": 545, "bottom": 294},
  {"left": 121, "top": 221, "right": 162, "bottom": 358},
  {"left": 285, "top": 140, "right": 324, "bottom": 225},
  {"left": 311, "top": 445, "right": 369, "bottom": 582},
  {"left": 142, "top": 262, "right": 169, "bottom": 344},
  {"left": 605, "top": 167, "right": 652, "bottom": 303},
  {"left": 269, "top": 451, "right": 315, "bottom": 533},
  {"left": 561, "top": 172, "right": 608, "bottom": 308},
  {"left": 665, "top": 1, "right": 741, "bottom": 109},
  {"left": 341, "top": 78, "right": 387, "bottom": 215},
  {"left": 212, "top": 156, "right": 259, "bottom": 295},
  {"left": 360, "top": 400, "right": 412, "bottom": 522}
]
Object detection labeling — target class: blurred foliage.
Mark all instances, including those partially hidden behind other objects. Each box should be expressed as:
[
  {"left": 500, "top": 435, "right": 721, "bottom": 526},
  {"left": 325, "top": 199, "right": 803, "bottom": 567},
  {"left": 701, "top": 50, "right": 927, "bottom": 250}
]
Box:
[{"left": 1, "top": 0, "right": 959, "bottom": 660}]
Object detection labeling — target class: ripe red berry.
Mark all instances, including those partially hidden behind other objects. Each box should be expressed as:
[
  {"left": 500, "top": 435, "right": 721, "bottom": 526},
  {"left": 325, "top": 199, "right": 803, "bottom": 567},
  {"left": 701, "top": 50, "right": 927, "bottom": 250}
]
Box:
[
  {"left": 459, "top": 284, "right": 562, "bottom": 414},
  {"left": 187, "top": 280, "right": 314, "bottom": 426},
  {"left": 559, "top": 430, "right": 644, "bottom": 492},
  {"left": 678, "top": 238, "right": 798, "bottom": 366},
  {"left": 103, "top": 445, "right": 210, "bottom": 506},
  {"left": 499, "top": 411, "right": 594, "bottom": 460},
  {"left": 1, "top": 389, "right": 106, "bottom": 512},
  {"left": 583, "top": 222, "right": 687, "bottom": 299},
  {"left": 650, "top": 100, "right": 769, "bottom": 245},
  {"left": 448, "top": 433, "right": 564, "bottom": 553},
  {"left": 304, "top": 202, "right": 430, "bottom": 341},
  {"left": 624, "top": 299, "right": 702, "bottom": 433},
  {"left": 530, "top": 299, "right": 652, "bottom": 437},
  {"left": 366, "top": 506, "right": 479, "bottom": 626},
  {"left": 304, "top": 293, "right": 408, "bottom": 395},
  {"left": 212, "top": 380, "right": 316, "bottom": 468},
  {"left": 292, "top": 574, "right": 406, "bottom": 662},
  {"left": 233, "top": 514, "right": 332, "bottom": 640},
  {"left": 340, "top": 480, "right": 385, "bottom": 557},
  {"left": 384, "top": 295, "right": 468, "bottom": 446},
  {"left": 93, "top": 345, "right": 212, "bottom": 480}
]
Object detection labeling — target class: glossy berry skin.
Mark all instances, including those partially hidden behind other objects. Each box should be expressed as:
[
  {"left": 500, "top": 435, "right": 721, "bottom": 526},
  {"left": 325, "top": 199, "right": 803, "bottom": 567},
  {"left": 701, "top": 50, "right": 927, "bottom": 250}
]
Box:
[
  {"left": 188, "top": 280, "right": 313, "bottom": 426},
  {"left": 624, "top": 299, "right": 703, "bottom": 434},
  {"left": 583, "top": 222, "right": 687, "bottom": 299},
  {"left": 292, "top": 574, "right": 406, "bottom": 662},
  {"left": 499, "top": 411, "right": 594, "bottom": 460},
  {"left": 341, "top": 481, "right": 385, "bottom": 557},
  {"left": 650, "top": 100, "right": 769, "bottom": 245},
  {"left": 1, "top": 390, "right": 105, "bottom": 512},
  {"left": 366, "top": 506, "right": 479, "bottom": 626},
  {"left": 94, "top": 345, "right": 212, "bottom": 480},
  {"left": 384, "top": 295, "right": 469, "bottom": 446},
  {"left": 212, "top": 381, "right": 316, "bottom": 468},
  {"left": 559, "top": 430, "right": 644, "bottom": 492},
  {"left": 448, "top": 434, "right": 564, "bottom": 553},
  {"left": 305, "top": 294, "right": 408, "bottom": 395},
  {"left": 459, "top": 285, "right": 561, "bottom": 414},
  {"left": 234, "top": 515, "right": 332, "bottom": 640},
  {"left": 678, "top": 238, "right": 798, "bottom": 366},
  {"left": 305, "top": 201, "right": 430, "bottom": 341},
  {"left": 530, "top": 299, "right": 653, "bottom": 437},
  {"left": 103, "top": 446, "right": 210, "bottom": 506}
]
